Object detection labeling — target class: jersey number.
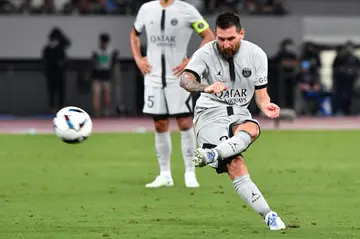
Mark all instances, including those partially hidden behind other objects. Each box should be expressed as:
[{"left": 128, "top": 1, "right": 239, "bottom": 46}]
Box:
[
  {"left": 219, "top": 136, "right": 229, "bottom": 141},
  {"left": 147, "top": 96, "right": 154, "bottom": 108}
]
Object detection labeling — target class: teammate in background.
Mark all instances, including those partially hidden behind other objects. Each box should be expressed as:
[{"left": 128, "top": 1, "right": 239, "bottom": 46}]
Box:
[
  {"left": 130, "top": 0, "right": 214, "bottom": 188},
  {"left": 91, "top": 33, "right": 118, "bottom": 117},
  {"left": 180, "top": 12, "right": 286, "bottom": 230}
]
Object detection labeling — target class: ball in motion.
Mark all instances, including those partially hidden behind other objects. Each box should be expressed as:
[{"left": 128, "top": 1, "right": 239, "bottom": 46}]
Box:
[{"left": 53, "top": 106, "right": 93, "bottom": 144}]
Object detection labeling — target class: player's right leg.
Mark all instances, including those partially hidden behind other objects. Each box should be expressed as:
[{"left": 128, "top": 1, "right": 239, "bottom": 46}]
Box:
[{"left": 143, "top": 86, "right": 173, "bottom": 188}]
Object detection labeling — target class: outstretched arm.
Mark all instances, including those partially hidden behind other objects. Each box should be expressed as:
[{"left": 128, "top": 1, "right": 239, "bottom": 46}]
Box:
[
  {"left": 255, "top": 88, "right": 280, "bottom": 119},
  {"left": 255, "top": 88, "right": 271, "bottom": 111},
  {"left": 180, "top": 71, "right": 208, "bottom": 92},
  {"left": 180, "top": 71, "right": 228, "bottom": 93}
]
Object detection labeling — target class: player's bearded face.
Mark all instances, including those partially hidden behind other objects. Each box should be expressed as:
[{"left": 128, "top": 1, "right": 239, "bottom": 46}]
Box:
[{"left": 215, "top": 26, "right": 243, "bottom": 58}]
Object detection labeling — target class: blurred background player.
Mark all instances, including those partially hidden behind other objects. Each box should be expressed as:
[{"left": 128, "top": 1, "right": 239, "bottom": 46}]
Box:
[
  {"left": 91, "top": 33, "right": 118, "bottom": 117},
  {"left": 130, "top": 0, "right": 214, "bottom": 188}
]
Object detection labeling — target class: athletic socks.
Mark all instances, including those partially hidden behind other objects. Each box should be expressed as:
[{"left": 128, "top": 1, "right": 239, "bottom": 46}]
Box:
[
  {"left": 180, "top": 129, "right": 196, "bottom": 173},
  {"left": 214, "top": 131, "right": 252, "bottom": 160},
  {"left": 233, "top": 174, "right": 271, "bottom": 218},
  {"left": 155, "top": 131, "right": 172, "bottom": 177}
]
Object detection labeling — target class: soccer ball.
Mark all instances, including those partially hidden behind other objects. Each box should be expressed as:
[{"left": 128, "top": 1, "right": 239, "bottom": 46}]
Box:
[{"left": 53, "top": 106, "right": 93, "bottom": 144}]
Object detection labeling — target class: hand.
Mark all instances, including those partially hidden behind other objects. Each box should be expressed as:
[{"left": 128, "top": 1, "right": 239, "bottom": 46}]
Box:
[
  {"left": 135, "top": 56, "right": 151, "bottom": 75},
  {"left": 204, "top": 81, "right": 228, "bottom": 94},
  {"left": 173, "top": 58, "right": 190, "bottom": 76},
  {"left": 262, "top": 103, "right": 280, "bottom": 119}
]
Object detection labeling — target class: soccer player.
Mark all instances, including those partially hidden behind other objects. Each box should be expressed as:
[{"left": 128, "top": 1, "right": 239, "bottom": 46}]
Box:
[
  {"left": 130, "top": 0, "right": 214, "bottom": 188},
  {"left": 179, "top": 12, "right": 286, "bottom": 230}
]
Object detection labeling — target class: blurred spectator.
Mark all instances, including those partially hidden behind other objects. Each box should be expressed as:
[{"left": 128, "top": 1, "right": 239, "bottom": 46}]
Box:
[
  {"left": 80, "top": 0, "right": 106, "bottom": 14},
  {"left": 243, "top": 0, "right": 258, "bottom": 14},
  {"left": 0, "top": 1, "right": 18, "bottom": 14},
  {"left": 42, "top": 27, "right": 71, "bottom": 112},
  {"left": 332, "top": 41, "right": 360, "bottom": 115},
  {"left": 297, "top": 60, "right": 322, "bottom": 115},
  {"left": 273, "top": 38, "right": 299, "bottom": 108},
  {"left": 262, "top": 0, "right": 286, "bottom": 15},
  {"left": 91, "top": 33, "right": 118, "bottom": 117},
  {"left": 217, "top": 0, "right": 242, "bottom": 13},
  {"left": 301, "top": 42, "right": 321, "bottom": 76},
  {"left": 203, "top": 0, "right": 215, "bottom": 14}
]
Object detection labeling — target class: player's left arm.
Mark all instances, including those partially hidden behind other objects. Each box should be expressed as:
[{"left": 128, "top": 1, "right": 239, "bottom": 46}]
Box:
[
  {"left": 188, "top": 4, "right": 214, "bottom": 48},
  {"left": 193, "top": 20, "right": 215, "bottom": 48},
  {"left": 254, "top": 48, "right": 280, "bottom": 119},
  {"left": 173, "top": 6, "right": 214, "bottom": 76}
]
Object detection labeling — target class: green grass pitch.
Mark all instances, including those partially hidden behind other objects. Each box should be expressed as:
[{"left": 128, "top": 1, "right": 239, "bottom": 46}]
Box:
[{"left": 0, "top": 131, "right": 360, "bottom": 239}]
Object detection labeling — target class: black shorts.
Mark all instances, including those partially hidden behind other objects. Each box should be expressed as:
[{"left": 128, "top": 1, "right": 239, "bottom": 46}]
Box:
[{"left": 92, "top": 70, "right": 111, "bottom": 81}]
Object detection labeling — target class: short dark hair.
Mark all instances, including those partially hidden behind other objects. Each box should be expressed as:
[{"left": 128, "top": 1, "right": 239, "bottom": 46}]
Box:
[
  {"left": 100, "top": 33, "right": 110, "bottom": 43},
  {"left": 215, "top": 12, "right": 242, "bottom": 32}
]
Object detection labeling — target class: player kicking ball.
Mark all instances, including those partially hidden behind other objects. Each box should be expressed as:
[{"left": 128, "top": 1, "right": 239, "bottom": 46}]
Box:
[{"left": 180, "top": 12, "right": 286, "bottom": 230}]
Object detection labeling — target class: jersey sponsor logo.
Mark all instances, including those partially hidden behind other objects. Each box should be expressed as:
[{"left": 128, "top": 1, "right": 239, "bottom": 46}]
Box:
[
  {"left": 214, "top": 89, "right": 249, "bottom": 104},
  {"left": 242, "top": 68, "right": 252, "bottom": 78},
  {"left": 150, "top": 35, "right": 176, "bottom": 47},
  {"left": 170, "top": 18, "right": 178, "bottom": 26}
]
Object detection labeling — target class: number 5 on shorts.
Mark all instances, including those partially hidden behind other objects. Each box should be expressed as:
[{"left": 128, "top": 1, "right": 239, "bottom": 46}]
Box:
[{"left": 147, "top": 95, "right": 154, "bottom": 108}]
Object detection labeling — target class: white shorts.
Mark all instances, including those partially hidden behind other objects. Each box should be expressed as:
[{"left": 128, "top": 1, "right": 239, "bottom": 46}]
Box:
[
  {"left": 143, "top": 85, "right": 193, "bottom": 116},
  {"left": 194, "top": 106, "right": 260, "bottom": 174},
  {"left": 194, "top": 106, "right": 260, "bottom": 146}
]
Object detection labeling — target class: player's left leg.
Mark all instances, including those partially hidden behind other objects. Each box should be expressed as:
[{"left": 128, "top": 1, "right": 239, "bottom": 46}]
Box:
[
  {"left": 103, "top": 81, "right": 111, "bottom": 117},
  {"left": 227, "top": 156, "right": 286, "bottom": 230},
  {"left": 92, "top": 80, "right": 102, "bottom": 117},
  {"left": 176, "top": 115, "right": 199, "bottom": 188},
  {"left": 165, "top": 86, "right": 199, "bottom": 188}
]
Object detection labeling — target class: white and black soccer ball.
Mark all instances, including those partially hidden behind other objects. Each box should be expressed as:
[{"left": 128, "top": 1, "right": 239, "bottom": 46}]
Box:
[{"left": 53, "top": 106, "right": 93, "bottom": 144}]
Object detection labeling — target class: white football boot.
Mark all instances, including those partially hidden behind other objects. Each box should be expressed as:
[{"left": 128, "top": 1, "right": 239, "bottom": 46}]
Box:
[
  {"left": 265, "top": 211, "right": 286, "bottom": 230},
  {"left": 193, "top": 148, "right": 218, "bottom": 167},
  {"left": 145, "top": 175, "right": 174, "bottom": 188},
  {"left": 184, "top": 172, "right": 200, "bottom": 188}
]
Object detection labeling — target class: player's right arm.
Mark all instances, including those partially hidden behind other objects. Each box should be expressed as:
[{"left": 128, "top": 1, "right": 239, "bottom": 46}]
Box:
[
  {"left": 180, "top": 48, "right": 227, "bottom": 93},
  {"left": 130, "top": 4, "right": 151, "bottom": 75}
]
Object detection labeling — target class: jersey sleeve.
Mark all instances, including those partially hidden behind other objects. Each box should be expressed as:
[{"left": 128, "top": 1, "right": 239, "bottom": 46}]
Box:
[
  {"left": 254, "top": 47, "right": 268, "bottom": 89},
  {"left": 184, "top": 48, "right": 208, "bottom": 82},
  {"left": 133, "top": 5, "right": 146, "bottom": 35},
  {"left": 185, "top": 4, "right": 209, "bottom": 34}
]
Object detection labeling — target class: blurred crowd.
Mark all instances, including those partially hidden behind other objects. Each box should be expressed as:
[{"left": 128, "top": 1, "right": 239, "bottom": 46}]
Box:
[
  {"left": 271, "top": 39, "right": 360, "bottom": 116},
  {"left": 3, "top": 1, "right": 360, "bottom": 117},
  {"left": 0, "top": 0, "right": 287, "bottom": 15}
]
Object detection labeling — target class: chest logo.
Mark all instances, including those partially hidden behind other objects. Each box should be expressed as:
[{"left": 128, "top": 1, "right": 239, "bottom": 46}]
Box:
[
  {"left": 242, "top": 68, "right": 252, "bottom": 78},
  {"left": 171, "top": 18, "right": 178, "bottom": 26}
]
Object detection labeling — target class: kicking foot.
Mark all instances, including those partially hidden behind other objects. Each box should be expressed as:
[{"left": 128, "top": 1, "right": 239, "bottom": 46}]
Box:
[
  {"left": 145, "top": 175, "right": 174, "bottom": 188},
  {"left": 193, "top": 148, "right": 218, "bottom": 167},
  {"left": 265, "top": 211, "right": 286, "bottom": 230},
  {"left": 184, "top": 172, "right": 200, "bottom": 188}
]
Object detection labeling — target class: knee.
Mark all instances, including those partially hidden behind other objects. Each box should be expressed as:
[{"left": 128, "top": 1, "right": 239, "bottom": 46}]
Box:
[
  {"left": 235, "top": 122, "right": 260, "bottom": 140},
  {"left": 176, "top": 116, "right": 193, "bottom": 131},
  {"left": 154, "top": 119, "right": 169, "bottom": 133},
  {"left": 227, "top": 156, "right": 248, "bottom": 180}
]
